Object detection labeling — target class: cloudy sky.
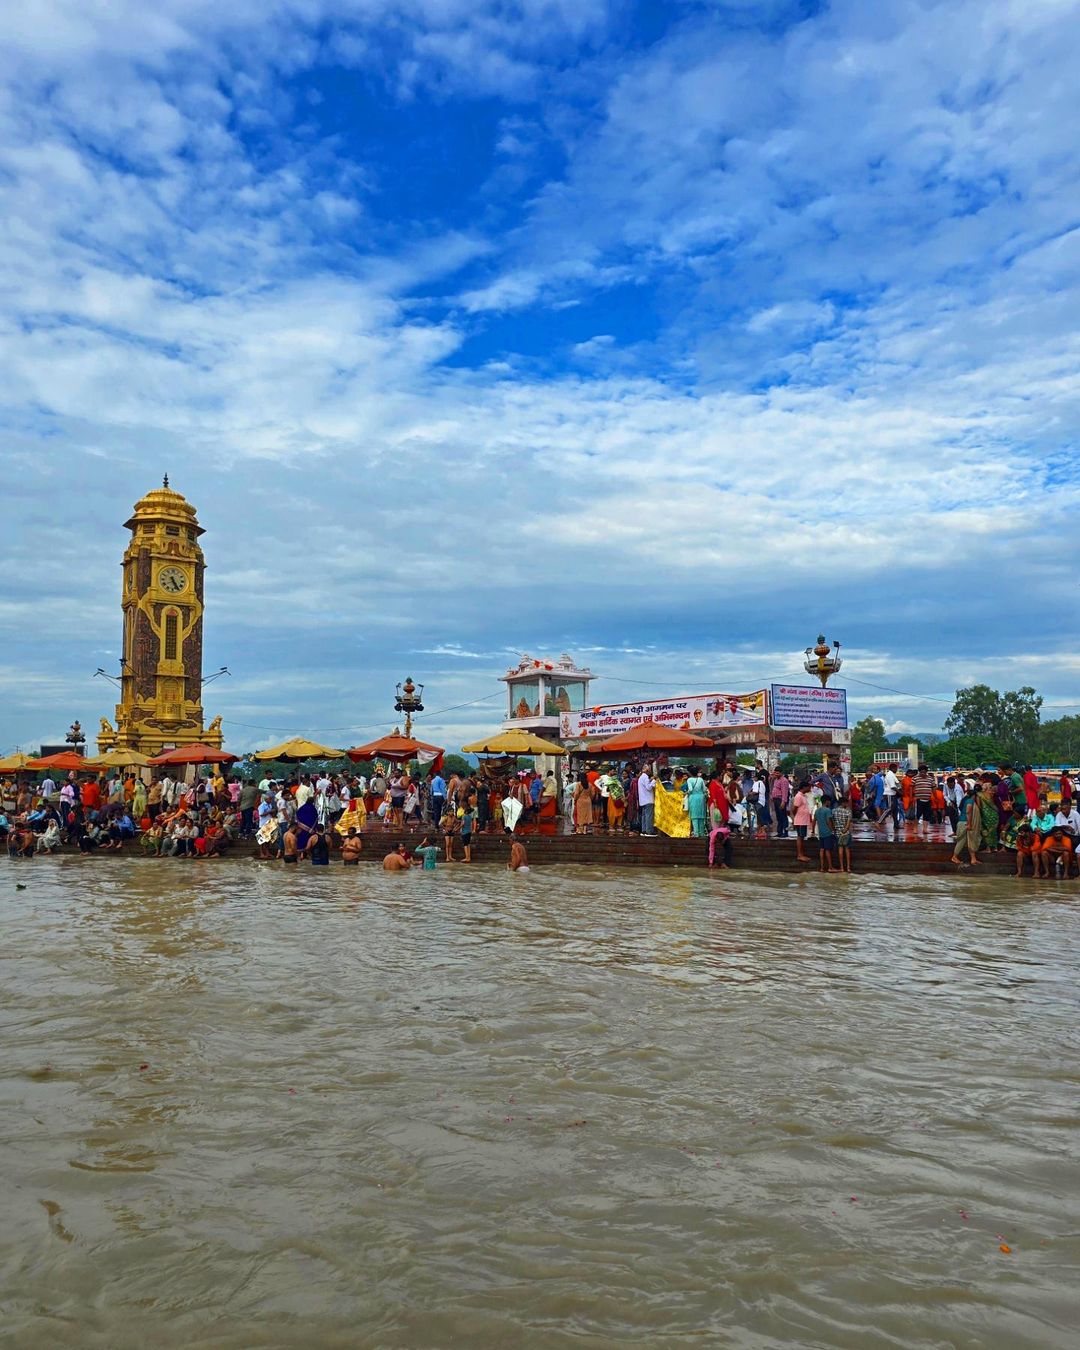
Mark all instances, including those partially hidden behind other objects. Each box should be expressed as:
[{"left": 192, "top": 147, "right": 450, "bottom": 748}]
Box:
[{"left": 3, "top": 0, "right": 1079, "bottom": 754}]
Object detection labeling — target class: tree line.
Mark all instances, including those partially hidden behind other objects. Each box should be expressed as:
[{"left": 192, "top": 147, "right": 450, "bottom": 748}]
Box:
[{"left": 850, "top": 684, "right": 1080, "bottom": 771}]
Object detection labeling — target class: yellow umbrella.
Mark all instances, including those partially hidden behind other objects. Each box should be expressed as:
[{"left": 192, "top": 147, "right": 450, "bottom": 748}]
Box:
[
  {"left": 460, "top": 729, "right": 566, "bottom": 756},
  {"left": 85, "top": 749, "right": 152, "bottom": 770},
  {"left": 0, "top": 752, "right": 35, "bottom": 773},
  {"left": 252, "top": 737, "right": 345, "bottom": 762}
]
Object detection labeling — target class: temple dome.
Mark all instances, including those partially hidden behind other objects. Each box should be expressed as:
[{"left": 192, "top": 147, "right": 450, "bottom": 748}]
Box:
[{"left": 124, "top": 478, "right": 203, "bottom": 533}]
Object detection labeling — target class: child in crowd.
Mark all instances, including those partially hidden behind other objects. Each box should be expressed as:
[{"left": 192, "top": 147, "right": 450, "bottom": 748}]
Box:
[
  {"left": 441, "top": 806, "right": 460, "bottom": 862},
  {"left": 832, "top": 793, "right": 853, "bottom": 873},
  {"left": 459, "top": 804, "right": 475, "bottom": 863},
  {"left": 815, "top": 797, "right": 838, "bottom": 872}
]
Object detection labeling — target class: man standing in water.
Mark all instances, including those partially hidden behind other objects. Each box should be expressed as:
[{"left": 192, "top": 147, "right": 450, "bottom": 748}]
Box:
[
  {"left": 509, "top": 837, "right": 529, "bottom": 872},
  {"left": 341, "top": 828, "right": 362, "bottom": 865},
  {"left": 306, "top": 824, "right": 330, "bottom": 866},
  {"left": 382, "top": 844, "right": 412, "bottom": 871},
  {"left": 282, "top": 822, "right": 299, "bottom": 864}
]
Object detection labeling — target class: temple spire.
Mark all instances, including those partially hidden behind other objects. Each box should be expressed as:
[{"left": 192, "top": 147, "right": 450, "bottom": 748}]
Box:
[{"left": 163, "top": 473, "right": 169, "bottom": 489}]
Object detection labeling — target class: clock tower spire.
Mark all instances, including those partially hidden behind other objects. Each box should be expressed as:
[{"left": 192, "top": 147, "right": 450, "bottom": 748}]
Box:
[{"left": 97, "top": 480, "right": 222, "bottom": 756}]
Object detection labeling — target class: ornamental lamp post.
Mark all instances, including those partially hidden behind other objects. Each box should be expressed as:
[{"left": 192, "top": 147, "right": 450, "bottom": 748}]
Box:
[
  {"left": 804, "top": 635, "right": 843, "bottom": 688},
  {"left": 65, "top": 721, "right": 86, "bottom": 755},
  {"left": 394, "top": 677, "right": 425, "bottom": 738}
]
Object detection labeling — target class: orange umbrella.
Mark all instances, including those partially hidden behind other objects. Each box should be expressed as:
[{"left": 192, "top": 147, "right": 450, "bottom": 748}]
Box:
[
  {"left": 587, "top": 720, "right": 716, "bottom": 753},
  {"left": 345, "top": 734, "right": 443, "bottom": 765},
  {"left": 147, "top": 743, "right": 238, "bottom": 766},
  {"left": 26, "top": 750, "right": 92, "bottom": 772}
]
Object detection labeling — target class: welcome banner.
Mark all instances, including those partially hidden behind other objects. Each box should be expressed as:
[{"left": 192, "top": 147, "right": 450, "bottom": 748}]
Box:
[{"left": 560, "top": 691, "right": 767, "bottom": 740}]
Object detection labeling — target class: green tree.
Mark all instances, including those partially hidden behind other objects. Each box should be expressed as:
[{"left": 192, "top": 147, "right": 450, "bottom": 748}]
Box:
[
  {"left": 944, "top": 684, "right": 1043, "bottom": 763},
  {"left": 999, "top": 686, "right": 1042, "bottom": 759},
  {"left": 944, "top": 684, "right": 1003, "bottom": 739},
  {"left": 1036, "top": 715, "right": 1080, "bottom": 766},
  {"left": 850, "top": 716, "right": 887, "bottom": 772},
  {"left": 925, "top": 734, "right": 1005, "bottom": 770}
]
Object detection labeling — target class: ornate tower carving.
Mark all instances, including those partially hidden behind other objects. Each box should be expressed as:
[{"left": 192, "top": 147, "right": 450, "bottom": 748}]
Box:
[{"left": 97, "top": 478, "right": 222, "bottom": 755}]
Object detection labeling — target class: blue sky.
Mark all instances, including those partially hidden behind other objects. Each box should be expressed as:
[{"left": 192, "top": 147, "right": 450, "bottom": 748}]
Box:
[{"left": 3, "top": 0, "right": 1080, "bottom": 753}]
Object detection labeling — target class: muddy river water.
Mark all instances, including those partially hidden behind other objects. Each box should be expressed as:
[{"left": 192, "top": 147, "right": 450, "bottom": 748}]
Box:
[{"left": 2, "top": 858, "right": 1078, "bottom": 1347}]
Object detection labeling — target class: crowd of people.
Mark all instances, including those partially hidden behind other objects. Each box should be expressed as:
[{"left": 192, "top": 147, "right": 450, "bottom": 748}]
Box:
[{"left": 3, "top": 756, "right": 1078, "bottom": 878}]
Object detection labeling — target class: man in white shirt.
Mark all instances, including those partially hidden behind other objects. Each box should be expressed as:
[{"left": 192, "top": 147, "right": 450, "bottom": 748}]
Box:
[
  {"left": 749, "top": 772, "right": 768, "bottom": 836},
  {"left": 295, "top": 776, "right": 314, "bottom": 807},
  {"left": 596, "top": 768, "right": 613, "bottom": 833},
  {"left": 40, "top": 776, "right": 57, "bottom": 802},
  {"left": 1054, "top": 803, "right": 1080, "bottom": 839},
  {"left": 637, "top": 769, "right": 656, "bottom": 836}
]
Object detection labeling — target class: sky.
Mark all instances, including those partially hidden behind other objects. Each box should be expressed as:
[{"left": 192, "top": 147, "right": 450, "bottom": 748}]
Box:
[{"left": 3, "top": 0, "right": 1080, "bottom": 754}]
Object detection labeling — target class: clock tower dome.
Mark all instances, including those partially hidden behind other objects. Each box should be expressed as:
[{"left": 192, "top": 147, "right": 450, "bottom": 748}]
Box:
[{"left": 97, "top": 477, "right": 223, "bottom": 756}]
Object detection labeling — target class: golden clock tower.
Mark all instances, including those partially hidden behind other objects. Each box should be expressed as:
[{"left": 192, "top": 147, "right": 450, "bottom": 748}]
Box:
[{"left": 97, "top": 478, "right": 223, "bottom": 756}]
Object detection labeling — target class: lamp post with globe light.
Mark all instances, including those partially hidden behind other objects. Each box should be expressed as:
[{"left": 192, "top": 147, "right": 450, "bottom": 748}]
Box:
[
  {"left": 804, "top": 635, "right": 843, "bottom": 688},
  {"left": 394, "top": 678, "right": 424, "bottom": 738}
]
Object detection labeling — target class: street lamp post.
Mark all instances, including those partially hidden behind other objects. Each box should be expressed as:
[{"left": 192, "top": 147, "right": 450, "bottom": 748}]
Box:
[
  {"left": 804, "top": 635, "right": 843, "bottom": 688},
  {"left": 394, "top": 677, "right": 425, "bottom": 739}
]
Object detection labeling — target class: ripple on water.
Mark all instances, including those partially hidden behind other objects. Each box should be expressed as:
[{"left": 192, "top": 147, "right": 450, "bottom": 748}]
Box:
[{"left": 1, "top": 856, "right": 1078, "bottom": 1348}]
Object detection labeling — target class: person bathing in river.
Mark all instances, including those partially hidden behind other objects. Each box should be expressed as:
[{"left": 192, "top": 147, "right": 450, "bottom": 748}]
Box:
[
  {"left": 509, "top": 838, "right": 529, "bottom": 873},
  {"left": 341, "top": 828, "right": 362, "bottom": 865},
  {"left": 383, "top": 843, "right": 412, "bottom": 871},
  {"left": 282, "top": 822, "right": 299, "bottom": 864},
  {"left": 306, "top": 824, "right": 330, "bottom": 866}
]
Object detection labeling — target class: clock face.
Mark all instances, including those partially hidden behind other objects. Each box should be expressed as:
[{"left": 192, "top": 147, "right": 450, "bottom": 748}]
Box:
[{"left": 159, "top": 566, "right": 188, "bottom": 594}]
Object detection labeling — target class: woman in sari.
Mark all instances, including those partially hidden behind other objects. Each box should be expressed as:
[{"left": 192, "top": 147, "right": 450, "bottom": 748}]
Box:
[
  {"left": 132, "top": 777, "right": 147, "bottom": 821},
  {"left": 295, "top": 797, "right": 319, "bottom": 851},
  {"left": 978, "top": 778, "right": 1002, "bottom": 851},
  {"left": 950, "top": 783, "right": 981, "bottom": 866},
  {"left": 572, "top": 772, "right": 593, "bottom": 835}
]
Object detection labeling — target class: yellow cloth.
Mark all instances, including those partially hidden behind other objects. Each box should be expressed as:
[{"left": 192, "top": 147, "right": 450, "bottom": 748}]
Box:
[
  {"left": 654, "top": 782, "right": 691, "bottom": 838},
  {"left": 333, "top": 800, "right": 367, "bottom": 835}
]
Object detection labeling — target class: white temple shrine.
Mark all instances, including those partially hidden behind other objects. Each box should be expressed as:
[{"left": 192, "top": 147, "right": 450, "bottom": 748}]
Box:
[{"left": 500, "top": 653, "right": 593, "bottom": 739}]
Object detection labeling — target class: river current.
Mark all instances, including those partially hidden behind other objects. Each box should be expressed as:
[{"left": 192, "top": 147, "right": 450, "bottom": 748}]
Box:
[{"left": 2, "top": 858, "right": 1078, "bottom": 1348}]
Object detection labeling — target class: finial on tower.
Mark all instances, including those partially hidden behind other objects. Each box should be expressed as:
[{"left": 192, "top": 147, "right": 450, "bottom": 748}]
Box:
[{"left": 163, "top": 473, "right": 169, "bottom": 489}]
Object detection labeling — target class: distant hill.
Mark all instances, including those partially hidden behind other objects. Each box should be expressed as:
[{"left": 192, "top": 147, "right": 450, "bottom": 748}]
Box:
[{"left": 884, "top": 732, "right": 945, "bottom": 745}]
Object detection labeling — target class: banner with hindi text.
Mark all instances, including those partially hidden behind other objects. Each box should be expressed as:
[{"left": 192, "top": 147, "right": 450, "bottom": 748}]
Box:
[{"left": 561, "top": 690, "right": 767, "bottom": 740}]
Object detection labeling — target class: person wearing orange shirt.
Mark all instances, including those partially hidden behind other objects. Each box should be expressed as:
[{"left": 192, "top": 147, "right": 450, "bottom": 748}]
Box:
[
  {"left": 1039, "top": 826, "right": 1074, "bottom": 878},
  {"left": 900, "top": 770, "right": 915, "bottom": 825},
  {"left": 81, "top": 778, "right": 102, "bottom": 819}
]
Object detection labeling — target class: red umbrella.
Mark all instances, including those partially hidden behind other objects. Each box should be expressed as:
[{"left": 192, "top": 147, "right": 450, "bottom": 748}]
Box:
[
  {"left": 588, "top": 720, "right": 716, "bottom": 753},
  {"left": 26, "top": 751, "right": 92, "bottom": 772},
  {"left": 345, "top": 734, "right": 443, "bottom": 765},
  {"left": 147, "top": 743, "right": 238, "bottom": 766}
]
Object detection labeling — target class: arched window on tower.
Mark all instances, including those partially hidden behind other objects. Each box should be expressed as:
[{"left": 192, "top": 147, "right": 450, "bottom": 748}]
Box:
[{"left": 164, "top": 610, "right": 179, "bottom": 661}]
